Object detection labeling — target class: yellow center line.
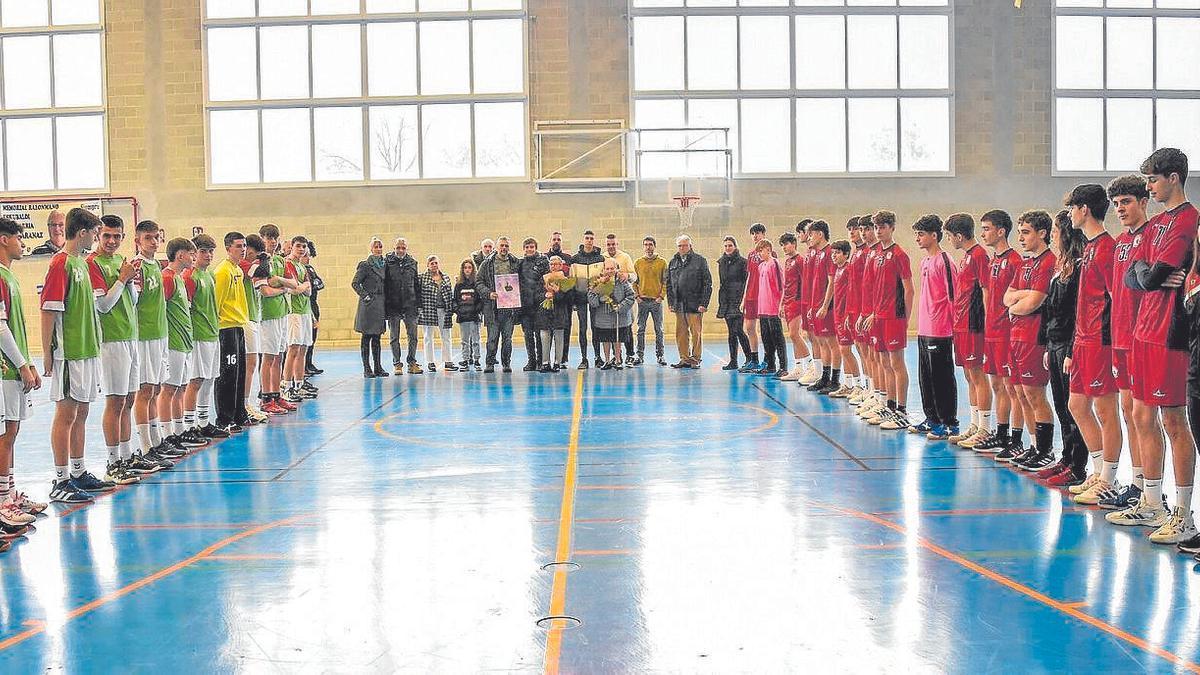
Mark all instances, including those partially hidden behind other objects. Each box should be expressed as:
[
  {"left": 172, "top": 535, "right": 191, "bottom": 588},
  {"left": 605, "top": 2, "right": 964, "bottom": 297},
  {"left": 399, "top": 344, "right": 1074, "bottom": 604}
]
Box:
[{"left": 543, "top": 371, "right": 585, "bottom": 675}]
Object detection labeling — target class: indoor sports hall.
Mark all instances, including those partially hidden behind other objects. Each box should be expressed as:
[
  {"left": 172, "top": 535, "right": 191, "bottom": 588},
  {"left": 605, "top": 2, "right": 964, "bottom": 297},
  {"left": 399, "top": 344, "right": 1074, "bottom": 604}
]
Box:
[{"left": 0, "top": 0, "right": 1199, "bottom": 672}]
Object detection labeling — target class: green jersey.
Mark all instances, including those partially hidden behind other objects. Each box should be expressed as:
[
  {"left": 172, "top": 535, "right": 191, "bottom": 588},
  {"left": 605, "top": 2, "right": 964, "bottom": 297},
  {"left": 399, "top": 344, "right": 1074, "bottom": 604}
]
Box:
[
  {"left": 40, "top": 251, "right": 101, "bottom": 361},
  {"left": 0, "top": 263, "right": 29, "bottom": 381},
  {"left": 163, "top": 267, "right": 193, "bottom": 353},
  {"left": 185, "top": 267, "right": 219, "bottom": 343},
  {"left": 242, "top": 261, "right": 262, "bottom": 323},
  {"left": 285, "top": 258, "right": 311, "bottom": 316},
  {"left": 136, "top": 257, "right": 168, "bottom": 341},
  {"left": 260, "top": 254, "right": 289, "bottom": 321},
  {"left": 88, "top": 253, "right": 139, "bottom": 343}
]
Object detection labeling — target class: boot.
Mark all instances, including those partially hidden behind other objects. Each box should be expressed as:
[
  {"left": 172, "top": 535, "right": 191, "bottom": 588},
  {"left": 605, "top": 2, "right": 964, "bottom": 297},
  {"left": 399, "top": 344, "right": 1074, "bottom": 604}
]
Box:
[
  {"left": 371, "top": 338, "right": 388, "bottom": 377},
  {"left": 361, "top": 340, "right": 374, "bottom": 378}
]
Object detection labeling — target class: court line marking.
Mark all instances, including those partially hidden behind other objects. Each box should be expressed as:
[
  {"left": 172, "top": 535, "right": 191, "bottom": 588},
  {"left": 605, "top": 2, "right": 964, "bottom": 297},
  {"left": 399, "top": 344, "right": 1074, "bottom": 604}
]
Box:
[
  {"left": 821, "top": 501, "right": 1200, "bottom": 673},
  {"left": 0, "top": 513, "right": 311, "bottom": 653},
  {"left": 273, "top": 388, "right": 408, "bottom": 481},
  {"left": 751, "top": 382, "right": 872, "bottom": 470},
  {"left": 543, "top": 371, "right": 585, "bottom": 675}
]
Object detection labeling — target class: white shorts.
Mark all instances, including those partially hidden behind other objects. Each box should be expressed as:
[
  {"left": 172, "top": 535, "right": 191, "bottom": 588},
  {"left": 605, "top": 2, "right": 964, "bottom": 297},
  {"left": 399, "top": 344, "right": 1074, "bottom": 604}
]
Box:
[
  {"left": 261, "top": 317, "right": 287, "bottom": 355},
  {"left": 245, "top": 321, "right": 261, "bottom": 355},
  {"left": 137, "top": 337, "right": 168, "bottom": 386},
  {"left": 51, "top": 357, "right": 101, "bottom": 404},
  {"left": 165, "top": 349, "right": 192, "bottom": 388},
  {"left": 288, "top": 313, "right": 314, "bottom": 347},
  {"left": 2, "top": 379, "right": 27, "bottom": 421},
  {"left": 101, "top": 341, "right": 140, "bottom": 396},
  {"left": 192, "top": 340, "right": 219, "bottom": 380}
]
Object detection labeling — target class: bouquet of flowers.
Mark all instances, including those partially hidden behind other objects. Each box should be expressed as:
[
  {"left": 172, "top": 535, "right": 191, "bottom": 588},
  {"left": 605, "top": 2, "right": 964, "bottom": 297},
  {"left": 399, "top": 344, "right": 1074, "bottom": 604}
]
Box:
[{"left": 541, "top": 269, "right": 576, "bottom": 310}]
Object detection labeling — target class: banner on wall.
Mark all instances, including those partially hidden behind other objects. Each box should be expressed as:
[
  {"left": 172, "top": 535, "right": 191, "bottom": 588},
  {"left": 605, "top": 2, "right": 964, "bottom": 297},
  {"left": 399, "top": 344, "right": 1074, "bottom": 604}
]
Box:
[{"left": 0, "top": 199, "right": 102, "bottom": 253}]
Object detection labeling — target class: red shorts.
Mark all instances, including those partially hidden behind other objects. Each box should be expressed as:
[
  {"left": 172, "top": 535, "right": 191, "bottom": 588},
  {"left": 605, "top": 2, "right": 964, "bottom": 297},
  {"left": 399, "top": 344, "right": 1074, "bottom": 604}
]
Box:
[
  {"left": 783, "top": 301, "right": 803, "bottom": 323},
  {"left": 983, "top": 338, "right": 1011, "bottom": 377},
  {"left": 1010, "top": 341, "right": 1050, "bottom": 387},
  {"left": 874, "top": 318, "right": 907, "bottom": 352},
  {"left": 798, "top": 305, "right": 812, "bottom": 331},
  {"left": 1131, "top": 340, "right": 1188, "bottom": 407},
  {"left": 1068, "top": 343, "right": 1117, "bottom": 397},
  {"left": 834, "top": 316, "right": 854, "bottom": 346},
  {"left": 810, "top": 310, "right": 835, "bottom": 337},
  {"left": 1113, "top": 348, "right": 1131, "bottom": 391},
  {"left": 954, "top": 331, "right": 984, "bottom": 368},
  {"left": 854, "top": 315, "right": 871, "bottom": 344},
  {"left": 743, "top": 304, "right": 759, "bottom": 322}
]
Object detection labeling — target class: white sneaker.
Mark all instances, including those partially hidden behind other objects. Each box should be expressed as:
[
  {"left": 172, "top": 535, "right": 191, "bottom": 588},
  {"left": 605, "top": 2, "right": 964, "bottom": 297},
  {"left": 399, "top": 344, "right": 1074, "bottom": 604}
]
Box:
[
  {"left": 828, "top": 384, "right": 853, "bottom": 399},
  {"left": 847, "top": 388, "right": 868, "bottom": 405},
  {"left": 1069, "top": 472, "right": 1100, "bottom": 496},
  {"left": 880, "top": 410, "right": 910, "bottom": 431},
  {"left": 949, "top": 423, "right": 978, "bottom": 445},
  {"left": 800, "top": 368, "right": 822, "bottom": 386},
  {"left": 1072, "top": 478, "right": 1116, "bottom": 506},
  {"left": 867, "top": 408, "right": 891, "bottom": 426},
  {"left": 857, "top": 400, "right": 882, "bottom": 418},
  {"left": 1149, "top": 506, "right": 1197, "bottom": 544},
  {"left": 1105, "top": 495, "right": 1171, "bottom": 528},
  {"left": 780, "top": 367, "right": 803, "bottom": 382}
]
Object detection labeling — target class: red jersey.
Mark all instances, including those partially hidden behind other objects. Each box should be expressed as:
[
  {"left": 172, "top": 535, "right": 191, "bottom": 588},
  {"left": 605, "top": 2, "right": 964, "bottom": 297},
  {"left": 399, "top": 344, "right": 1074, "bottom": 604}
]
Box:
[
  {"left": 861, "top": 242, "right": 883, "bottom": 315},
  {"left": 872, "top": 243, "right": 912, "bottom": 319},
  {"left": 953, "top": 243, "right": 989, "bottom": 334},
  {"left": 806, "top": 244, "right": 833, "bottom": 310},
  {"left": 1132, "top": 202, "right": 1198, "bottom": 349},
  {"left": 782, "top": 253, "right": 803, "bottom": 304},
  {"left": 986, "top": 247, "right": 1022, "bottom": 341},
  {"left": 1009, "top": 249, "right": 1057, "bottom": 344},
  {"left": 1074, "top": 231, "right": 1115, "bottom": 348},
  {"left": 832, "top": 264, "right": 851, "bottom": 323},
  {"left": 744, "top": 249, "right": 764, "bottom": 307},
  {"left": 847, "top": 242, "right": 869, "bottom": 317},
  {"left": 1111, "top": 224, "right": 1147, "bottom": 351}
]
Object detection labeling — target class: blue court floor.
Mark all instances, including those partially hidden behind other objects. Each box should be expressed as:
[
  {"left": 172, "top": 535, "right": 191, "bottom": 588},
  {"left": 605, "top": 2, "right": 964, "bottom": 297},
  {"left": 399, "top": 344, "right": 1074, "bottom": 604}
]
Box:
[{"left": 1, "top": 343, "right": 1199, "bottom": 672}]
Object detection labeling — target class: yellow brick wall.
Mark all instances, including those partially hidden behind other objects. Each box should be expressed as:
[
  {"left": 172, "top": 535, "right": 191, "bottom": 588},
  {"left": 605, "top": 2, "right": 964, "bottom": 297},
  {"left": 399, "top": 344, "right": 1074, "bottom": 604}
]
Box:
[{"left": 9, "top": 0, "right": 1086, "bottom": 353}]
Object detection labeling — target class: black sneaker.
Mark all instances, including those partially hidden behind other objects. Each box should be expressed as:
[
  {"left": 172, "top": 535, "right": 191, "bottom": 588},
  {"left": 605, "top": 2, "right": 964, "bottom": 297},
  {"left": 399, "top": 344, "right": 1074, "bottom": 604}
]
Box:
[
  {"left": 73, "top": 471, "right": 116, "bottom": 493},
  {"left": 153, "top": 442, "right": 186, "bottom": 459},
  {"left": 1009, "top": 444, "right": 1040, "bottom": 467},
  {"left": 972, "top": 433, "right": 1007, "bottom": 453},
  {"left": 179, "top": 430, "right": 209, "bottom": 447},
  {"left": 806, "top": 377, "right": 829, "bottom": 392},
  {"left": 994, "top": 442, "right": 1028, "bottom": 464},
  {"left": 632, "top": 355, "right": 644, "bottom": 366},
  {"left": 817, "top": 381, "right": 840, "bottom": 395},
  {"left": 49, "top": 478, "right": 93, "bottom": 504},
  {"left": 125, "top": 453, "right": 162, "bottom": 475},
  {"left": 722, "top": 362, "right": 739, "bottom": 371},
  {"left": 523, "top": 362, "right": 537, "bottom": 372},
  {"left": 502, "top": 365, "right": 512, "bottom": 373},
  {"left": 201, "top": 424, "right": 230, "bottom": 439},
  {"left": 578, "top": 359, "right": 589, "bottom": 370},
  {"left": 599, "top": 359, "right": 614, "bottom": 371},
  {"left": 104, "top": 462, "right": 140, "bottom": 486},
  {"left": 1016, "top": 448, "right": 1055, "bottom": 472},
  {"left": 1177, "top": 533, "right": 1200, "bottom": 555},
  {"left": 141, "top": 450, "right": 176, "bottom": 471},
  {"left": 301, "top": 381, "right": 319, "bottom": 393},
  {"left": 0, "top": 520, "right": 29, "bottom": 540},
  {"left": 625, "top": 356, "right": 636, "bottom": 367},
  {"left": 164, "top": 435, "right": 190, "bottom": 453},
  {"left": 483, "top": 365, "right": 495, "bottom": 373},
  {"left": 657, "top": 356, "right": 667, "bottom": 366}
]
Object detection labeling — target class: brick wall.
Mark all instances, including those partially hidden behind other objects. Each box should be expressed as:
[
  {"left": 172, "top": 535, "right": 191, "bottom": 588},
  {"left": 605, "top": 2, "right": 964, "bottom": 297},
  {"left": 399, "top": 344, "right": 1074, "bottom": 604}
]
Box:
[{"left": 10, "top": 0, "right": 1088, "bottom": 351}]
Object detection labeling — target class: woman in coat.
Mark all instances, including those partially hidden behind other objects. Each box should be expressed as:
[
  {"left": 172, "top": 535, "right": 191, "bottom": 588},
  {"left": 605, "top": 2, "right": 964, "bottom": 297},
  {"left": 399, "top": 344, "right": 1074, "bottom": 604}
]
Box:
[
  {"left": 717, "top": 236, "right": 752, "bottom": 370},
  {"left": 417, "top": 255, "right": 457, "bottom": 372},
  {"left": 536, "top": 255, "right": 573, "bottom": 372},
  {"left": 588, "top": 258, "right": 636, "bottom": 370},
  {"left": 453, "top": 259, "right": 483, "bottom": 372},
  {"left": 351, "top": 237, "right": 388, "bottom": 378}
]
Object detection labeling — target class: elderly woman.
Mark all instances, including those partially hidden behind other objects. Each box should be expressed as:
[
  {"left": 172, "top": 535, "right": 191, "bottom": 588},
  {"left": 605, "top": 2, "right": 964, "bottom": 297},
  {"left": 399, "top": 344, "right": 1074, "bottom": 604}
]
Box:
[
  {"left": 417, "top": 255, "right": 457, "bottom": 372},
  {"left": 537, "top": 255, "right": 574, "bottom": 372},
  {"left": 351, "top": 237, "right": 388, "bottom": 378},
  {"left": 588, "top": 258, "right": 636, "bottom": 370}
]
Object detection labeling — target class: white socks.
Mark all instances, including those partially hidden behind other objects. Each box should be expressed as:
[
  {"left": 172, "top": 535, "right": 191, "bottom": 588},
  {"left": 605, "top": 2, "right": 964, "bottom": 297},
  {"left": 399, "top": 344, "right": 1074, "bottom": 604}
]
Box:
[
  {"left": 1178, "top": 485, "right": 1193, "bottom": 512},
  {"left": 138, "top": 423, "right": 154, "bottom": 452},
  {"left": 1145, "top": 478, "right": 1164, "bottom": 508},
  {"left": 69, "top": 457, "right": 85, "bottom": 478},
  {"left": 1100, "top": 460, "right": 1118, "bottom": 484},
  {"left": 119, "top": 440, "right": 133, "bottom": 461},
  {"left": 1090, "top": 451, "right": 1103, "bottom": 475}
]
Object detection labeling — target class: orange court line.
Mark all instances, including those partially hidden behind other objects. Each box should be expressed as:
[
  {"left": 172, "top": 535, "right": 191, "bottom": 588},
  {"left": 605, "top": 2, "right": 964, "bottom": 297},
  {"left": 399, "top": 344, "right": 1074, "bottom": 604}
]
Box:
[
  {"left": 0, "top": 513, "right": 312, "bottom": 652},
  {"left": 871, "top": 507, "right": 1061, "bottom": 518},
  {"left": 821, "top": 501, "right": 1200, "bottom": 673},
  {"left": 205, "top": 553, "right": 292, "bottom": 561},
  {"left": 573, "top": 549, "right": 632, "bottom": 557},
  {"left": 543, "top": 372, "right": 585, "bottom": 675}
]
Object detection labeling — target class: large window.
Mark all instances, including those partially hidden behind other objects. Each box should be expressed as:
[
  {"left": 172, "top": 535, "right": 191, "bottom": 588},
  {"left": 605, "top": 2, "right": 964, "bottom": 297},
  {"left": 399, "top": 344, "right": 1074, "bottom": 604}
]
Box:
[
  {"left": 203, "top": 0, "right": 528, "bottom": 187},
  {"left": 1054, "top": 1, "right": 1200, "bottom": 173},
  {"left": 0, "top": 0, "right": 106, "bottom": 194},
  {"left": 629, "top": 1, "right": 953, "bottom": 177}
]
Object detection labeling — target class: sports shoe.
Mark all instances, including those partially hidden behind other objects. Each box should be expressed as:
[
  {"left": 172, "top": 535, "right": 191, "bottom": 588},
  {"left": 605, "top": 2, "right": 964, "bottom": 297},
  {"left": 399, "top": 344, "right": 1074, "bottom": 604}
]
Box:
[
  {"left": 848, "top": 389, "right": 869, "bottom": 406},
  {"left": 164, "top": 436, "right": 190, "bottom": 453},
  {"left": 1035, "top": 460, "right": 1068, "bottom": 480},
  {"left": 949, "top": 423, "right": 978, "bottom": 445},
  {"left": 408, "top": 362, "right": 424, "bottom": 374},
  {"left": 722, "top": 362, "right": 739, "bottom": 371},
  {"left": 179, "top": 429, "right": 211, "bottom": 446},
  {"left": 49, "top": 478, "right": 93, "bottom": 504},
  {"left": 928, "top": 424, "right": 956, "bottom": 441},
  {"left": 261, "top": 400, "right": 286, "bottom": 416},
  {"left": 1098, "top": 483, "right": 1142, "bottom": 511},
  {"left": 880, "top": 410, "right": 910, "bottom": 431},
  {"left": 153, "top": 442, "right": 186, "bottom": 459},
  {"left": 1069, "top": 472, "right": 1100, "bottom": 495},
  {"left": 1016, "top": 448, "right": 1055, "bottom": 472},
  {"left": 301, "top": 381, "right": 319, "bottom": 393},
  {"left": 294, "top": 387, "right": 317, "bottom": 400},
  {"left": 868, "top": 408, "right": 894, "bottom": 426},
  {"left": 140, "top": 450, "right": 175, "bottom": 471},
  {"left": 1009, "top": 445, "right": 1040, "bottom": 468},
  {"left": 281, "top": 388, "right": 302, "bottom": 403},
  {"left": 780, "top": 367, "right": 803, "bottom": 381},
  {"left": 201, "top": 424, "right": 231, "bottom": 439},
  {"left": 1105, "top": 495, "right": 1171, "bottom": 527},
  {"left": 994, "top": 442, "right": 1027, "bottom": 464},
  {"left": 104, "top": 462, "right": 140, "bottom": 486},
  {"left": 125, "top": 453, "right": 162, "bottom": 475},
  {"left": 828, "top": 384, "right": 854, "bottom": 399},
  {"left": 0, "top": 521, "right": 29, "bottom": 540},
  {"left": 817, "top": 380, "right": 840, "bottom": 395},
  {"left": 737, "top": 360, "right": 759, "bottom": 373},
  {"left": 959, "top": 428, "right": 992, "bottom": 449},
  {"left": 0, "top": 500, "right": 35, "bottom": 526},
  {"left": 393, "top": 365, "right": 404, "bottom": 376},
  {"left": 1178, "top": 533, "right": 1200, "bottom": 554},
  {"left": 73, "top": 471, "right": 115, "bottom": 493},
  {"left": 246, "top": 405, "right": 269, "bottom": 423},
  {"left": 276, "top": 398, "right": 298, "bottom": 412},
  {"left": 1149, "top": 507, "right": 1197, "bottom": 544},
  {"left": 1047, "top": 467, "right": 1086, "bottom": 488},
  {"left": 857, "top": 399, "right": 883, "bottom": 418},
  {"left": 11, "top": 491, "right": 47, "bottom": 516},
  {"left": 907, "top": 419, "right": 933, "bottom": 435},
  {"left": 799, "top": 368, "right": 822, "bottom": 386},
  {"left": 972, "top": 433, "right": 1007, "bottom": 454},
  {"left": 1073, "top": 478, "right": 1118, "bottom": 505}
]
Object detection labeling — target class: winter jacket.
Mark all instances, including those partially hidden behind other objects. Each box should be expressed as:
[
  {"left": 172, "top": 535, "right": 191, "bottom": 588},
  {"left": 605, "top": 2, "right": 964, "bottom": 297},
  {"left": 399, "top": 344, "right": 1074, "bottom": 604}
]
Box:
[
  {"left": 518, "top": 253, "right": 551, "bottom": 310},
  {"left": 384, "top": 252, "right": 419, "bottom": 316},
  {"left": 717, "top": 250, "right": 748, "bottom": 319},
  {"left": 416, "top": 270, "right": 454, "bottom": 328},
  {"left": 666, "top": 252, "right": 713, "bottom": 314},
  {"left": 545, "top": 246, "right": 574, "bottom": 268},
  {"left": 476, "top": 252, "right": 522, "bottom": 319},
  {"left": 570, "top": 246, "right": 606, "bottom": 302},
  {"left": 453, "top": 279, "right": 482, "bottom": 323},
  {"left": 351, "top": 258, "right": 387, "bottom": 335},
  {"left": 1038, "top": 266, "right": 1079, "bottom": 349},
  {"left": 306, "top": 263, "right": 324, "bottom": 321},
  {"left": 536, "top": 285, "right": 572, "bottom": 330},
  {"left": 588, "top": 279, "right": 636, "bottom": 330}
]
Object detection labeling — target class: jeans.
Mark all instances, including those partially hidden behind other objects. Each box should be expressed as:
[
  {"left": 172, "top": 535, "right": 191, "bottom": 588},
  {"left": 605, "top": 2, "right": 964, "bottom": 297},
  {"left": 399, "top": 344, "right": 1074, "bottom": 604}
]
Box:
[
  {"left": 459, "top": 321, "right": 480, "bottom": 363},
  {"left": 421, "top": 310, "right": 454, "bottom": 365},
  {"left": 725, "top": 315, "right": 751, "bottom": 365},
  {"left": 917, "top": 336, "right": 958, "bottom": 426},
  {"left": 387, "top": 309, "right": 419, "bottom": 366},
  {"left": 674, "top": 312, "right": 703, "bottom": 363},
  {"left": 540, "top": 329, "right": 566, "bottom": 365},
  {"left": 637, "top": 299, "right": 665, "bottom": 358},
  {"left": 1048, "top": 341, "right": 1087, "bottom": 470},
  {"left": 215, "top": 327, "right": 247, "bottom": 427},
  {"left": 486, "top": 309, "right": 516, "bottom": 366},
  {"left": 520, "top": 309, "right": 542, "bottom": 365},
  {"left": 574, "top": 298, "right": 600, "bottom": 362}
]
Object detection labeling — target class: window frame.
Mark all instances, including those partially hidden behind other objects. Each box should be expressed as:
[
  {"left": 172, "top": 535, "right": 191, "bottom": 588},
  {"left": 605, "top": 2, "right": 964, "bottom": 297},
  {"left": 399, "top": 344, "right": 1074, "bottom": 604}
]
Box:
[
  {"left": 0, "top": 1, "right": 109, "bottom": 197},
  {"left": 627, "top": 2, "right": 956, "bottom": 179},
  {"left": 1051, "top": 2, "right": 1200, "bottom": 176},
  {"left": 201, "top": 0, "right": 530, "bottom": 190}
]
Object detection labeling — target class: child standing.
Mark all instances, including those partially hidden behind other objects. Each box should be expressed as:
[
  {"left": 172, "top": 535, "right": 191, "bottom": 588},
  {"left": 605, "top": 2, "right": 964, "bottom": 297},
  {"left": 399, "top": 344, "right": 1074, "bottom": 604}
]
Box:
[
  {"left": 454, "top": 259, "right": 482, "bottom": 372},
  {"left": 754, "top": 240, "right": 787, "bottom": 376}
]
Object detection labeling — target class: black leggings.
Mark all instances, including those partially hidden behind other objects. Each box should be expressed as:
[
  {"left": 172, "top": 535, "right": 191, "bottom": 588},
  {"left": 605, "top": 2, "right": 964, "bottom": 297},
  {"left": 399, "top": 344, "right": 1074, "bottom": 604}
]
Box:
[
  {"left": 725, "top": 315, "right": 751, "bottom": 365},
  {"left": 1048, "top": 342, "right": 1086, "bottom": 470},
  {"left": 758, "top": 316, "right": 787, "bottom": 370},
  {"left": 360, "top": 333, "right": 382, "bottom": 371},
  {"left": 306, "top": 326, "right": 318, "bottom": 368}
]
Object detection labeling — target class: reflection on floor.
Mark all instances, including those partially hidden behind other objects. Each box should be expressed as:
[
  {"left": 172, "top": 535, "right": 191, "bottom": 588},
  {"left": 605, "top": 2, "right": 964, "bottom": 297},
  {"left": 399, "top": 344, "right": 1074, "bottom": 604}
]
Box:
[{"left": 0, "top": 347, "right": 1198, "bottom": 672}]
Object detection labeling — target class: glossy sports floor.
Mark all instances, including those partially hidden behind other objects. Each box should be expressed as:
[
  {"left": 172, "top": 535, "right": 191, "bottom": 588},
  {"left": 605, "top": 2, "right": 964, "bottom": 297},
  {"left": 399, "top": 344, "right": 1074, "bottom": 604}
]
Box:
[{"left": 1, "top": 345, "right": 1200, "bottom": 673}]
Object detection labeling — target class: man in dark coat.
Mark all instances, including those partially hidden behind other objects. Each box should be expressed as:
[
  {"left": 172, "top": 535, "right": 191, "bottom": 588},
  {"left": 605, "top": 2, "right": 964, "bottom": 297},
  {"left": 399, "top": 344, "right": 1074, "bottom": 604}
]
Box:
[
  {"left": 666, "top": 234, "right": 713, "bottom": 369},
  {"left": 476, "top": 236, "right": 522, "bottom": 373},
  {"left": 384, "top": 237, "right": 421, "bottom": 374},
  {"left": 570, "top": 231, "right": 606, "bottom": 368},
  {"left": 517, "top": 238, "right": 550, "bottom": 371}
]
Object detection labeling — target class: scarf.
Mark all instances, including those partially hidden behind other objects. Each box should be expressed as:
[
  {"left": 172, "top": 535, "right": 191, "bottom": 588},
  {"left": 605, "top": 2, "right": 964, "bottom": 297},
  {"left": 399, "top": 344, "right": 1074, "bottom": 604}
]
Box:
[{"left": 369, "top": 254, "right": 384, "bottom": 270}]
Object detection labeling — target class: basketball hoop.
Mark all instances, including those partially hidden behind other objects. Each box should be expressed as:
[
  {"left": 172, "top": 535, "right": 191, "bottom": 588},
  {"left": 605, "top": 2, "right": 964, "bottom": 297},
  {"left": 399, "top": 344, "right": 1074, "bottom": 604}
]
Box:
[{"left": 673, "top": 195, "right": 701, "bottom": 231}]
